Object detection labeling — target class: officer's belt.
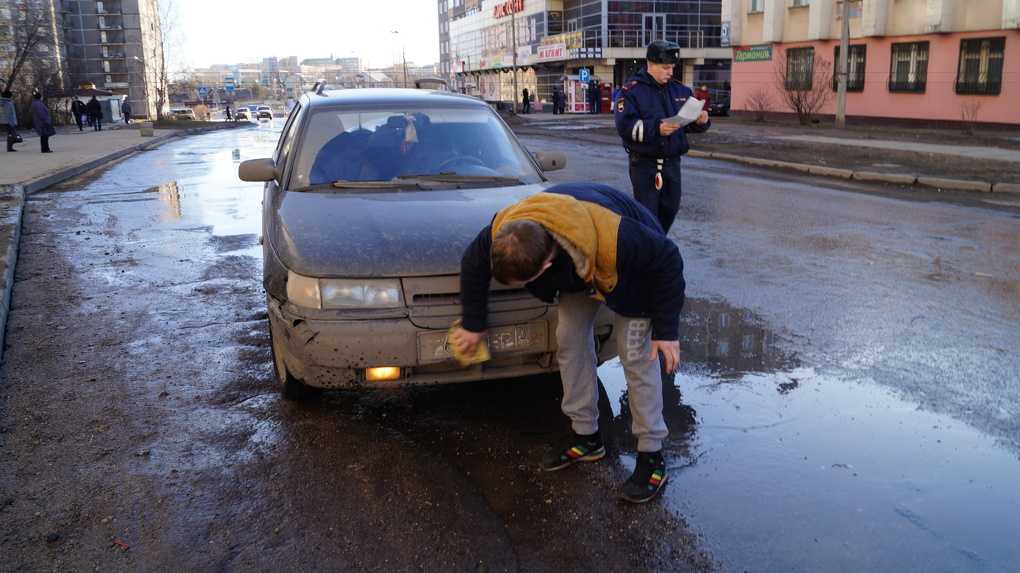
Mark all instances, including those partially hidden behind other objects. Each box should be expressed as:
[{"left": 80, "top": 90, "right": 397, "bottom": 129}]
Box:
[{"left": 628, "top": 152, "right": 681, "bottom": 163}]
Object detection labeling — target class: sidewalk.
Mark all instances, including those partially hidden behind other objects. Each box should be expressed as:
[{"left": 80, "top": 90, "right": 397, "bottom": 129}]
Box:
[
  {"left": 510, "top": 112, "right": 1020, "bottom": 190},
  {"left": 4, "top": 125, "right": 192, "bottom": 188},
  {"left": 0, "top": 121, "right": 252, "bottom": 360}
]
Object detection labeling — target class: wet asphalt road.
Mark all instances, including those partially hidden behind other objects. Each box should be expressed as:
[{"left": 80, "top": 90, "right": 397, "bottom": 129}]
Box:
[{"left": 1, "top": 122, "right": 1019, "bottom": 572}]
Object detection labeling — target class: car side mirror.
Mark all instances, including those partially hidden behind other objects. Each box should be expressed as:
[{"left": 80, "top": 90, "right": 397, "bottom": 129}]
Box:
[
  {"left": 533, "top": 151, "right": 567, "bottom": 172},
  {"left": 239, "top": 158, "right": 278, "bottom": 182}
]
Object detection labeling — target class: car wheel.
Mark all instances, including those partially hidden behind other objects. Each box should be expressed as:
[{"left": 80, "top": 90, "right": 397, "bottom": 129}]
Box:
[{"left": 270, "top": 329, "right": 322, "bottom": 401}]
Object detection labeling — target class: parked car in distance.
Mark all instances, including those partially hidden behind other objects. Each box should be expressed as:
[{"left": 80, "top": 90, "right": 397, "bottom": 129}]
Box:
[
  {"left": 257, "top": 105, "right": 273, "bottom": 120},
  {"left": 170, "top": 107, "right": 197, "bottom": 121},
  {"left": 235, "top": 108, "right": 251, "bottom": 121},
  {"left": 238, "top": 88, "right": 616, "bottom": 399}
]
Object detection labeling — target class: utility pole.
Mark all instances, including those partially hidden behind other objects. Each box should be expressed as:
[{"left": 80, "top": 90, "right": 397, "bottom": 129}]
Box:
[
  {"left": 835, "top": 0, "right": 850, "bottom": 128},
  {"left": 511, "top": 7, "right": 518, "bottom": 114},
  {"left": 402, "top": 46, "right": 408, "bottom": 88}
]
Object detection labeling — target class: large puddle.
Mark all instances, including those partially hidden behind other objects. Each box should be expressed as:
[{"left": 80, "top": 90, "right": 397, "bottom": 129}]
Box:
[{"left": 597, "top": 298, "right": 1020, "bottom": 572}]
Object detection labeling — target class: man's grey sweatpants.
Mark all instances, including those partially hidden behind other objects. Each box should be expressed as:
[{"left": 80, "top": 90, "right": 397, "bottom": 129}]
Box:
[{"left": 556, "top": 292, "right": 668, "bottom": 452}]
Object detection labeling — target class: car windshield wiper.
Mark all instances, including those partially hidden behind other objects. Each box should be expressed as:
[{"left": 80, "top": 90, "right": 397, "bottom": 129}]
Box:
[
  {"left": 328, "top": 179, "right": 425, "bottom": 190},
  {"left": 291, "top": 180, "right": 427, "bottom": 192},
  {"left": 397, "top": 173, "right": 524, "bottom": 185}
]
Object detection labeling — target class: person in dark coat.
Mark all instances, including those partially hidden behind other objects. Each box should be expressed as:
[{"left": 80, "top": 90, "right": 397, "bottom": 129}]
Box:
[
  {"left": 30, "top": 91, "right": 55, "bottom": 153},
  {"left": 120, "top": 99, "right": 132, "bottom": 124},
  {"left": 588, "top": 79, "right": 599, "bottom": 114},
  {"left": 1, "top": 89, "right": 18, "bottom": 152},
  {"left": 521, "top": 88, "right": 530, "bottom": 114},
  {"left": 615, "top": 40, "right": 711, "bottom": 233},
  {"left": 71, "top": 99, "right": 86, "bottom": 131},
  {"left": 86, "top": 96, "right": 102, "bottom": 131},
  {"left": 225, "top": 104, "right": 232, "bottom": 121},
  {"left": 551, "top": 87, "right": 561, "bottom": 115}
]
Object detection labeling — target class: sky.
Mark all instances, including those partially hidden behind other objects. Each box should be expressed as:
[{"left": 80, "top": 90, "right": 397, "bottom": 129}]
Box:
[{"left": 170, "top": 0, "right": 441, "bottom": 71}]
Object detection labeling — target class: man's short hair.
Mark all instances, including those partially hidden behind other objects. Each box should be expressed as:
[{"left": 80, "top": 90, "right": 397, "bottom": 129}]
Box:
[{"left": 491, "top": 220, "right": 555, "bottom": 284}]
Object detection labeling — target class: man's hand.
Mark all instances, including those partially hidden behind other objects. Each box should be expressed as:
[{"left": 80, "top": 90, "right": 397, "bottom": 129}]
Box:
[
  {"left": 696, "top": 110, "right": 709, "bottom": 125},
  {"left": 650, "top": 340, "right": 681, "bottom": 374},
  {"left": 451, "top": 327, "right": 485, "bottom": 355},
  {"left": 659, "top": 121, "right": 680, "bottom": 136}
]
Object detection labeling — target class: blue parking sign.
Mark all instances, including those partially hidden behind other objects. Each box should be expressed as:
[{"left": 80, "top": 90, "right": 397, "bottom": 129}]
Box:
[{"left": 579, "top": 68, "right": 590, "bottom": 83}]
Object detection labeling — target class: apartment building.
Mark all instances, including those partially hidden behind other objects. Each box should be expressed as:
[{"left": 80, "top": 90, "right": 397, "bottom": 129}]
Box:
[
  {"left": 61, "top": 0, "right": 163, "bottom": 118},
  {"left": 723, "top": 0, "right": 1020, "bottom": 124}
]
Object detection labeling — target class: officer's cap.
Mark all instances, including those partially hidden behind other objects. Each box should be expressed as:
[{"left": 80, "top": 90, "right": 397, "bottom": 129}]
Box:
[{"left": 646, "top": 40, "right": 680, "bottom": 65}]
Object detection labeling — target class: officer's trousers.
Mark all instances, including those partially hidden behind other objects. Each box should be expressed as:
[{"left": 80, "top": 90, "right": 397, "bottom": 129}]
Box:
[{"left": 629, "top": 155, "right": 682, "bottom": 233}]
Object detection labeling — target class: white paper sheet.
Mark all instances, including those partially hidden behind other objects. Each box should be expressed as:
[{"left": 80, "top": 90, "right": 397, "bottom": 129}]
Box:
[{"left": 663, "top": 97, "right": 705, "bottom": 127}]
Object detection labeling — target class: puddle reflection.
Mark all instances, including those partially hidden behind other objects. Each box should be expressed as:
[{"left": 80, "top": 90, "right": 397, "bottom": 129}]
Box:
[{"left": 596, "top": 297, "right": 1020, "bottom": 572}]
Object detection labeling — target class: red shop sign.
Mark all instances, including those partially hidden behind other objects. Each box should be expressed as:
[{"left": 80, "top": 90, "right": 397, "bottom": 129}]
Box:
[{"left": 493, "top": 0, "right": 524, "bottom": 18}]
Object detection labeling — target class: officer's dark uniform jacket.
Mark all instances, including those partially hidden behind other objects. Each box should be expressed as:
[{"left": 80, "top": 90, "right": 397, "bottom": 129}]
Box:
[
  {"left": 460, "top": 183, "right": 686, "bottom": 341},
  {"left": 614, "top": 68, "right": 710, "bottom": 158}
]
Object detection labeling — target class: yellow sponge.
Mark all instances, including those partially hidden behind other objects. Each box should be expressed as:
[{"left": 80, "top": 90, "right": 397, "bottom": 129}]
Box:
[{"left": 448, "top": 320, "right": 491, "bottom": 367}]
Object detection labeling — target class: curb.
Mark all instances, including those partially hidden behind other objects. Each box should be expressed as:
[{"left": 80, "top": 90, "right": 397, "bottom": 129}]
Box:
[
  {"left": 21, "top": 122, "right": 252, "bottom": 195},
  {"left": 0, "top": 122, "right": 250, "bottom": 360},
  {"left": 0, "top": 184, "right": 24, "bottom": 360},
  {"left": 514, "top": 127, "right": 1014, "bottom": 196},
  {"left": 689, "top": 149, "right": 1007, "bottom": 195}
]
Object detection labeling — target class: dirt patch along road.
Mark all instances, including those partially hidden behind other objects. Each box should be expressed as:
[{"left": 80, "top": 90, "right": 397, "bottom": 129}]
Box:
[{"left": 0, "top": 126, "right": 710, "bottom": 571}]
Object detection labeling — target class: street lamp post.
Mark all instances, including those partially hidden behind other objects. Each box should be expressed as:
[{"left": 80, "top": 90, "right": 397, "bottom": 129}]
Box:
[
  {"left": 391, "top": 30, "right": 409, "bottom": 88},
  {"left": 132, "top": 56, "right": 150, "bottom": 120},
  {"left": 511, "top": 8, "right": 518, "bottom": 114}
]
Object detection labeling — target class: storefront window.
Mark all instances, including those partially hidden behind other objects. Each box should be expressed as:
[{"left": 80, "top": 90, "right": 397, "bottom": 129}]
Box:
[
  {"left": 889, "top": 41, "right": 928, "bottom": 93},
  {"left": 832, "top": 44, "right": 866, "bottom": 92},
  {"left": 956, "top": 37, "right": 1004, "bottom": 95},
  {"left": 785, "top": 47, "right": 814, "bottom": 91}
]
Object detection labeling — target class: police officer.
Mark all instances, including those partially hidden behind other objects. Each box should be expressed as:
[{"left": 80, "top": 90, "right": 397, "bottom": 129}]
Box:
[{"left": 614, "top": 40, "right": 710, "bottom": 233}]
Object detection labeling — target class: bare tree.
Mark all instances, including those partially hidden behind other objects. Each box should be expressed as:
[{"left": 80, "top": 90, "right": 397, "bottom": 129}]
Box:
[
  {"left": 745, "top": 88, "right": 773, "bottom": 122},
  {"left": 1, "top": 2, "right": 50, "bottom": 90},
  {"left": 143, "top": 0, "right": 179, "bottom": 122},
  {"left": 774, "top": 48, "right": 834, "bottom": 125},
  {"left": 960, "top": 100, "right": 982, "bottom": 135}
]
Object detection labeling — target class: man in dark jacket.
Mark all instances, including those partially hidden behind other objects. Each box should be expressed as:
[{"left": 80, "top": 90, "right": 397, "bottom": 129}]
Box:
[
  {"left": 71, "top": 99, "right": 86, "bottom": 131},
  {"left": 451, "top": 182, "right": 686, "bottom": 503},
  {"left": 120, "top": 99, "right": 132, "bottom": 124},
  {"left": 86, "top": 96, "right": 102, "bottom": 131},
  {"left": 521, "top": 88, "right": 530, "bottom": 114},
  {"left": 615, "top": 40, "right": 711, "bottom": 233}
]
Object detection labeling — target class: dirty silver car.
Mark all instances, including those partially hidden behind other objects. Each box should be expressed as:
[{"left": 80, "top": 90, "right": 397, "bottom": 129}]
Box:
[{"left": 239, "top": 88, "right": 615, "bottom": 398}]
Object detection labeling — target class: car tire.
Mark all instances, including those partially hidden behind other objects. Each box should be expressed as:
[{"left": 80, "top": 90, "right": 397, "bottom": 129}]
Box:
[{"left": 270, "top": 329, "right": 322, "bottom": 401}]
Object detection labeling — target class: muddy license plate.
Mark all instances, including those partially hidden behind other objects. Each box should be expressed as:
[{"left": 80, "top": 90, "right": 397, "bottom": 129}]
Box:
[{"left": 419, "top": 322, "right": 548, "bottom": 364}]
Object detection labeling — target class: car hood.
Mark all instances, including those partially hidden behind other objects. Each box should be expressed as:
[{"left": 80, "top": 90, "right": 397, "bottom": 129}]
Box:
[{"left": 271, "top": 183, "right": 548, "bottom": 277}]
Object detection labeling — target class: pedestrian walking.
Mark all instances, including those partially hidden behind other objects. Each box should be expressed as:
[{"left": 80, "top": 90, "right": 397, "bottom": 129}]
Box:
[
  {"left": 86, "top": 96, "right": 102, "bottom": 131},
  {"left": 588, "top": 79, "right": 599, "bottom": 114},
  {"left": 551, "top": 87, "right": 561, "bottom": 115},
  {"left": 614, "top": 40, "right": 710, "bottom": 233},
  {"left": 225, "top": 104, "right": 232, "bottom": 121},
  {"left": 451, "top": 182, "right": 686, "bottom": 503},
  {"left": 30, "top": 91, "right": 55, "bottom": 153},
  {"left": 71, "top": 99, "right": 86, "bottom": 131},
  {"left": 121, "top": 99, "right": 132, "bottom": 124},
  {"left": 521, "top": 88, "right": 531, "bottom": 114},
  {"left": 1, "top": 89, "right": 19, "bottom": 152}
]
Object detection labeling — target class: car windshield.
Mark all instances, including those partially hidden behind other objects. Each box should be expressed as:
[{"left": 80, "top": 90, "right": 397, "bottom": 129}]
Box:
[{"left": 291, "top": 105, "right": 543, "bottom": 189}]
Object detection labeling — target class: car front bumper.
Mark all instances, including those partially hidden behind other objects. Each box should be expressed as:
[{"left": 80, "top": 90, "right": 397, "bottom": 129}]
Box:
[{"left": 267, "top": 295, "right": 616, "bottom": 389}]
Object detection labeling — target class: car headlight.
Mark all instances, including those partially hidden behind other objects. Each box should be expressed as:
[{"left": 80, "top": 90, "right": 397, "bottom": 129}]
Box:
[{"left": 286, "top": 271, "right": 403, "bottom": 309}]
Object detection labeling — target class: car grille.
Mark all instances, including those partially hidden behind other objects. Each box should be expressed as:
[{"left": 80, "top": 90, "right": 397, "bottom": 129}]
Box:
[{"left": 403, "top": 275, "right": 548, "bottom": 329}]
